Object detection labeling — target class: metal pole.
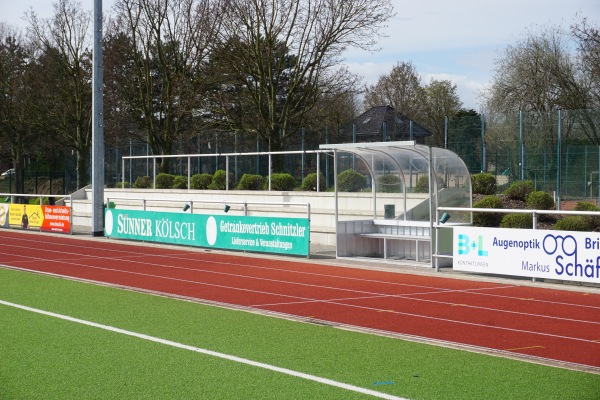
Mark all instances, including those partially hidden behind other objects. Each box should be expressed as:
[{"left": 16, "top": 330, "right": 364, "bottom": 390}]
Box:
[
  {"left": 197, "top": 133, "right": 200, "bottom": 173},
  {"left": 519, "top": 111, "right": 524, "bottom": 180},
  {"left": 565, "top": 145, "right": 570, "bottom": 199},
  {"left": 316, "top": 154, "right": 320, "bottom": 193},
  {"left": 234, "top": 133, "right": 238, "bottom": 182},
  {"left": 333, "top": 150, "right": 339, "bottom": 258},
  {"left": 268, "top": 154, "right": 272, "bottom": 191},
  {"left": 179, "top": 133, "right": 183, "bottom": 175},
  {"left": 225, "top": 155, "right": 229, "bottom": 191},
  {"left": 301, "top": 128, "right": 305, "bottom": 181},
  {"left": 129, "top": 139, "right": 132, "bottom": 186},
  {"left": 584, "top": 147, "right": 588, "bottom": 197},
  {"left": 325, "top": 127, "right": 329, "bottom": 188},
  {"left": 557, "top": 110, "right": 562, "bottom": 210},
  {"left": 352, "top": 124, "right": 356, "bottom": 170},
  {"left": 91, "top": 0, "right": 105, "bottom": 236},
  {"left": 215, "top": 134, "right": 218, "bottom": 171},
  {"left": 428, "top": 146, "right": 435, "bottom": 266},
  {"left": 480, "top": 114, "right": 486, "bottom": 172},
  {"left": 187, "top": 156, "right": 191, "bottom": 189},
  {"left": 306, "top": 203, "right": 311, "bottom": 259},
  {"left": 444, "top": 116, "right": 448, "bottom": 149}
]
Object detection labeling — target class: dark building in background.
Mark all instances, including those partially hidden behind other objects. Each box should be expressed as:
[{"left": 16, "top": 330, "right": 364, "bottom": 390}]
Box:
[{"left": 339, "top": 105, "right": 432, "bottom": 144}]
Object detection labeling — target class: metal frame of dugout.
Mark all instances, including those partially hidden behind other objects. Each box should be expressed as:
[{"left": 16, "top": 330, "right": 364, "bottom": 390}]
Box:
[{"left": 319, "top": 141, "right": 472, "bottom": 266}]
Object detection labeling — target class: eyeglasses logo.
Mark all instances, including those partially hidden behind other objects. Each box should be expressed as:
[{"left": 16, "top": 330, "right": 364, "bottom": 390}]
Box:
[{"left": 457, "top": 234, "right": 488, "bottom": 256}]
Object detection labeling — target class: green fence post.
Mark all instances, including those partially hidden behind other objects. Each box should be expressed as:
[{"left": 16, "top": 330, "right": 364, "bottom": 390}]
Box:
[
  {"left": 519, "top": 111, "right": 524, "bottom": 180},
  {"left": 557, "top": 109, "right": 562, "bottom": 210}
]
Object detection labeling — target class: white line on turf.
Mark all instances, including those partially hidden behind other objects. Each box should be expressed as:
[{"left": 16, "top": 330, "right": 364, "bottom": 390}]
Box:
[{"left": 0, "top": 299, "right": 408, "bottom": 400}]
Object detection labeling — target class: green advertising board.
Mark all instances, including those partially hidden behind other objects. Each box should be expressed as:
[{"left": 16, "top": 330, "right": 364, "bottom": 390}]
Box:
[{"left": 104, "top": 209, "right": 310, "bottom": 256}]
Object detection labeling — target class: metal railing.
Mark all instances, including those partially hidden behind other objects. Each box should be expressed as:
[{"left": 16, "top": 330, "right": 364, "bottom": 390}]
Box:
[
  {"left": 105, "top": 196, "right": 311, "bottom": 220},
  {"left": 120, "top": 149, "right": 333, "bottom": 191},
  {"left": 0, "top": 193, "right": 72, "bottom": 206}
]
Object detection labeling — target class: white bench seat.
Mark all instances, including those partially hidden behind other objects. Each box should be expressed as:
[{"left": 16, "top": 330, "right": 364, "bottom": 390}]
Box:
[{"left": 355, "top": 232, "right": 431, "bottom": 261}]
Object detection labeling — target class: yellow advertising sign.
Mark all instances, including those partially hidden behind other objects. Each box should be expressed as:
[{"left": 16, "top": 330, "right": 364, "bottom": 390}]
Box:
[{"left": 9, "top": 204, "right": 43, "bottom": 230}]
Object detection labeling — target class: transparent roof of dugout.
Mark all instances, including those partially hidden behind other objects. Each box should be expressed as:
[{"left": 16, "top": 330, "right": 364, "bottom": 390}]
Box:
[{"left": 320, "top": 141, "right": 472, "bottom": 222}]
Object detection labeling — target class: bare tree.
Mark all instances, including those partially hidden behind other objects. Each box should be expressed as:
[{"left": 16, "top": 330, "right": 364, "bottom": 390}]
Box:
[
  {"left": 210, "top": 0, "right": 394, "bottom": 155},
  {"left": 108, "top": 0, "right": 223, "bottom": 173},
  {"left": 422, "top": 78, "right": 462, "bottom": 147},
  {"left": 486, "top": 21, "right": 600, "bottom": 145},
  {"left": 571, "top": 16, "right": 600, "bottom": 105},
  {"left": 0, "top": 23, "right": 38, "bottom": 194},
  {"left": 488, "top": 25, "right": 588, "bottom": 113},
  {"left": 26, "top": 0, "right": 93, "bottom": 188},
  {"left": 363, "top": 61, "right": 425, "bottom": 120}
]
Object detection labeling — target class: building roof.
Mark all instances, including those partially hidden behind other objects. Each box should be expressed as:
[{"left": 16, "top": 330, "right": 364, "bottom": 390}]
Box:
[{"left": 341, "top": 105, "right": 432, "bottom": 143}]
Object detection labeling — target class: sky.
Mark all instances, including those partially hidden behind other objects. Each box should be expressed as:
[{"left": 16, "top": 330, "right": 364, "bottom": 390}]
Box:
[{"left": 2, "top": 0, "right": 600, "bottom": 111}]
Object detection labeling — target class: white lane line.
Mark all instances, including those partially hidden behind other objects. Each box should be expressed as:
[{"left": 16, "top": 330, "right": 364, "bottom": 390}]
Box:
[
  {"left": 253, "top": 298, "right": 600, "bottom": 345},
  {"left": 2, "top": 265, "right": 599, "bottom": 346},
  {"left": 253, "top": 293, "right": 600, "bottom": 326},
  {"left": 0, "top": 299, "right": 408, "bottom": 400},
  {"left": 2, "top": 240, "right": 598, "bottom": 311},
  {"left": 2, "top": 250, "right": 599, "bottom": 327}
]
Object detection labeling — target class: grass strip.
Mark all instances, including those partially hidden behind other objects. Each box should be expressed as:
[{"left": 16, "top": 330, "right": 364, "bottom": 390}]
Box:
[{"left": 1, "top": 267, "right": 598, "bottom": 399}]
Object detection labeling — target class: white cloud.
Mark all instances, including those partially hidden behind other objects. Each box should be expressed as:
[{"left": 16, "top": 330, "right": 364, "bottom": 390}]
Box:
[{"left": 342, "top": 0, "right": 600, "bottom": 111}]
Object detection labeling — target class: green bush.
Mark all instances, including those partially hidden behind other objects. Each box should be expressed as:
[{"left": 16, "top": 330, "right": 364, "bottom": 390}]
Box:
[
  {"left": 414, "top": 175, "right": 445, "bottom": 193},
  {"left": 505, "top": 180, "right": 534, "bottom": 201},
  {"left": 300, "top": 172, "right": 325, "bottom": 191},
  {"left": 237, "top": 174, "right": 265, "bottom": 190},
  {"left": 190, "top": 173, "right": 213, "bottom": 190},
  {"left": 155, "top": 173, "right": 175, "bottom": 189},
  {"left": 574, "top": 201, "right": 600, "bottom": 229},
  {"left": 337, "top": 169, "right": 366, "bottom": 192},
  {"left": 500, "top": 213, "right": 533, "bottom": 229},
  {"left": 208, "top": 170, "right": 235, "bottom": 190},
  {"left": 471, "top": 173, "right": 496, "bottom": 195},
  {"left": 574, "top": 201, "right": 599, "bottom": 212},
  {"left": 473, "top": 195, "right": 504, "bottom": 227},
  {"left": 269, "top": 173, "right": 297, "bottom": 191},
  {"left": 526, "top": 191, "right": 554, "bottom": 210},
  {"left": 116, "top": 181, "right": 130, "bottom": 189},
  {"left": 553, "top": 216, "right": 591, "bottom": 232},
  {"left": 377, "top": 174, "right": 402, "bottom": 193},
  {"left": 414, "top": 175, "right": 429, "bottom": 193},
  {"left": 133, "top": 176, "right": 152, "bottom": 189},
  {"left": 172, "top": 176, "right": 187, "bottom": 189}
]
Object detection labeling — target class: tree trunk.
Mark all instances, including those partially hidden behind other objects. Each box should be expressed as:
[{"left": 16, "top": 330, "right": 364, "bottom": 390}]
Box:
[{"left": 76, "top": 150, "right": 89, "bottom": 189}]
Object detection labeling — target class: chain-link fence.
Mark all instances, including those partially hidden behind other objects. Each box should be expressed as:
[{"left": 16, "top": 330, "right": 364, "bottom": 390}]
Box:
[
  {"left": 1, "top": 152, "right": 79, "bottom": 196},
  {"left": 8, "top": 108, "right": 596, "bottom": 203},
  {"left": 446, "top": 109, "right": 600, "bottom": 204}
]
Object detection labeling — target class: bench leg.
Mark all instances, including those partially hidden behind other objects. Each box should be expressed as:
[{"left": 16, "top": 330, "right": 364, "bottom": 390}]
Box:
[
  {"left": 383, "top": 238, "right": 388, "bottom": 259},
  {"left": 416, "top": 240, "right": 419, "bottom": 262}
]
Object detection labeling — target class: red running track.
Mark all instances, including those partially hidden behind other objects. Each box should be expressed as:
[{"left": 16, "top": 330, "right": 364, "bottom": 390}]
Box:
[{"left": 1, "top": 230, "right": 599, "bottom": 370}]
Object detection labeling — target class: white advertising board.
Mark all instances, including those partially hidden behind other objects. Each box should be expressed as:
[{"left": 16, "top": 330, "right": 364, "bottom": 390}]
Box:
[{"left": 453, "top": 226, "right": 600, "bottom": 284}]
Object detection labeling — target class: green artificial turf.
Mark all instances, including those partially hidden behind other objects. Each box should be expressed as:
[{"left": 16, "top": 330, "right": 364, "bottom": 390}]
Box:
[{"left": 0, "top": 268, "right": 598, "bottom": 399}]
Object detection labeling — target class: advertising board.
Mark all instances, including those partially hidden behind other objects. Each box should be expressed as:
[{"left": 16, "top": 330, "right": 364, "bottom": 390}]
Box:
[
  {"left": 7, "top": 204, "right": 71, "bottom": 233},
  {"left": 104, "top": 208, "right": 310, "bottom": 256},
  {"left": 453, "top": 226, "right": 600, "bottom": 284}
]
